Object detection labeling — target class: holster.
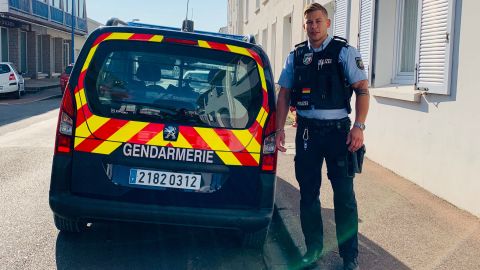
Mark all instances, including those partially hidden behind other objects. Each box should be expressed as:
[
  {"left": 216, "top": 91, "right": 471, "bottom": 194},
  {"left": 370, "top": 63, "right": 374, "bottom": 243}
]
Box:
[{"left": 348, "top": 145, "right": 366, "bottom": 177}]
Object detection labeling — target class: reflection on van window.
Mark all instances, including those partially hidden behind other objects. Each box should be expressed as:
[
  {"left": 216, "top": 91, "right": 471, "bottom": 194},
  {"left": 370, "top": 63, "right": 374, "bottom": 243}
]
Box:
[{"left": 85, "top": 41, "right": 263, "bottom": 129}]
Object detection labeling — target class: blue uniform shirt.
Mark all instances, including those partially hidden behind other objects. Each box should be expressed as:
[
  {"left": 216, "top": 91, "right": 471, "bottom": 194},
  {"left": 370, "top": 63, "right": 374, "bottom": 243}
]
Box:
[{"left": 278, "top": 35, "right": 367, "bottom": 120}]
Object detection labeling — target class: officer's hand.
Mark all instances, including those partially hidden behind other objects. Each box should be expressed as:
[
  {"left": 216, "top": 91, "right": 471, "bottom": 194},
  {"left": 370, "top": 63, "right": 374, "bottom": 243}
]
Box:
[
  {"left": 276, "top": 130, "right": 287, "bottom": 152},
  {"left": 347, "top": 127, "right": 364, "bottom": 152}
]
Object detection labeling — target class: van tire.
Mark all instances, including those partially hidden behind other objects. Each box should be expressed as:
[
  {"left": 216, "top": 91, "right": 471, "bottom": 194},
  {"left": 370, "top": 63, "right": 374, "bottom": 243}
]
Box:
[
  {"left": 54, "top": 214, "right": 86, "bottom": 233},
  {"left": 242, "top": 226, "right": 269, "bottom": 250}
]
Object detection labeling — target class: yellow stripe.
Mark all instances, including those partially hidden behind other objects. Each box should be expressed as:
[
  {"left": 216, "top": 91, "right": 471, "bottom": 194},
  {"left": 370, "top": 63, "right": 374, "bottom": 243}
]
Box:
[
  {"left": 216, "top": 151, "right": 242, "bottom": 166},
  {"left": 170, "top": 133, "right": 193, "bottom": 149},
  {"left": 231, "top": 129, "right": 261, "bottom": 153},
  {"left": 74, "top": 90, "right": 83, "bottom": 110},
  {"left": 85, "top": 115, "right": 110, "bottom": 133},
  {"left": 91, "top": 141, "right": 122, "bottom": 155},
  {"left": 149, "top": 35, "right": 164, "bottom": 42},
  {"left": 256, "top": 107, "right": 266, "bottom": 125},
  {"left": 258, "top": 65, "right": 267, "bottom": 91},
  {"left": 104, "top": 32, "right": 134, "bottom": 41},
  {"left": 250, "top": 153, "right": 260, "bottom": 163},
  {"left": 74, "top": 136, "right": 87, "bottom": 148},
  {"left": 198, "top": 40, "right": 211, "bottom": 48},
  {"left": 106, "top": 121, "right": 148, "bottom": 142},
  {"left": 194, "top": 127, "right": 241, "bottom": 165},
  {"left": 82, "top": 45, "right": 98, "bottom": 72},
  {"left": 75, "top": 122, "right": 91, "bottom": 139},
  {"left": 226, "top": 45, "right": 251, "bottom": 57},
  {"left": 146, "top": 131, "right": 168, "bottom": 147}
]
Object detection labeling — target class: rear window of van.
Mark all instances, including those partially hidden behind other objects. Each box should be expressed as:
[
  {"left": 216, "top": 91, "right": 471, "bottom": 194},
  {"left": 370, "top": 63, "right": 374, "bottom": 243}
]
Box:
[{"left": 84, "top": 40, "right": 263, "bottom": 129}]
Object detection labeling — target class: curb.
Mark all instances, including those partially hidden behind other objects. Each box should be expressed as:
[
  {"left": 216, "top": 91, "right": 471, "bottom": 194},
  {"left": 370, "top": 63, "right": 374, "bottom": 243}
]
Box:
[{"left": 25, "top": 84, "right": 60, "bottom": 93}]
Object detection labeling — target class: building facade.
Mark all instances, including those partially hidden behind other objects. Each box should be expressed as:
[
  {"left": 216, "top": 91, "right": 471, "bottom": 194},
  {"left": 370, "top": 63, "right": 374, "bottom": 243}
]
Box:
[
  {"left": 229, "top": 0, "right": 480, "bottom": 217},
  {"left": 0, "top": 0, "right": 88, "bottom": 78}
]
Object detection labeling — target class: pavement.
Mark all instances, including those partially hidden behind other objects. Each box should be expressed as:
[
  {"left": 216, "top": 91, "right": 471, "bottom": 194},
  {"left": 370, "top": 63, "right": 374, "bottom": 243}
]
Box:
[
  {"left": 0, "top": 78, "right": 61, "bottom": 106},
  {"left": 273, "top": 125, "right": 480, "bottom": 270}
]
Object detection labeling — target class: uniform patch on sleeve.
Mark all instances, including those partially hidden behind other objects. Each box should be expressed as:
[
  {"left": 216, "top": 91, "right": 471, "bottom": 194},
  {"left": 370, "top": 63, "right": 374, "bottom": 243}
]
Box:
[{"left": 355, "top": 57, "right": 365, "bottom": 70}]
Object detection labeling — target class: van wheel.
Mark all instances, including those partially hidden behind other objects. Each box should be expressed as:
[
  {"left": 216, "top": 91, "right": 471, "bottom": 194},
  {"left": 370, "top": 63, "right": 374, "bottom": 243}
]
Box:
[
  {"left": 53, "top": 214, "right": 86, "bottom": 233},
  {"left": 242, "top": 226, "right": 269, "bottom": 250}
]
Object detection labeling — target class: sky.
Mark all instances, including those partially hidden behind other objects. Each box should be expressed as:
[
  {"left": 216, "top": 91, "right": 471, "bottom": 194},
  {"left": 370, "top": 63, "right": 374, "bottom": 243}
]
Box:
[{"left": 86, "top": 0, "right": 227, "bottom": 32}]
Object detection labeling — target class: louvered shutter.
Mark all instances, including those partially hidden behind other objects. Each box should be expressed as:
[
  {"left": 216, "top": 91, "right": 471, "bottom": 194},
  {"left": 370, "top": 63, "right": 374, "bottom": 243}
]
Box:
[
  {"left": 358, "top": 0, "right": 375, "bottom": 82},
  {"left": 334, "top": 0, "right": 350, "bottom": 39},
  {"left": 415, "top": 0, "right": 456, "bottom": 94}
]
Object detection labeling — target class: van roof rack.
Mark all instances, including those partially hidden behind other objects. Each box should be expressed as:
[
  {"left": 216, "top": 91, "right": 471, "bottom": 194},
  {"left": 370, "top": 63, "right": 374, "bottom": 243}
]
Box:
[{"left": 125, "top": 21, "right": 256, "bottom": 44}]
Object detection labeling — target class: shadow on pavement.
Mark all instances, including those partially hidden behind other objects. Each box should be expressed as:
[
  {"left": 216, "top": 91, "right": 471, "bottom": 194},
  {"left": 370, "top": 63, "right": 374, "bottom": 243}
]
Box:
[
  {"left": 0, "top": 97, "right": 61, "bottom": 127},
  {"left": 276, "top": 178, "right": 411, "bottom": 270},
  {"left": 55, "top": 222, "right": 265, "bottom": 270}
]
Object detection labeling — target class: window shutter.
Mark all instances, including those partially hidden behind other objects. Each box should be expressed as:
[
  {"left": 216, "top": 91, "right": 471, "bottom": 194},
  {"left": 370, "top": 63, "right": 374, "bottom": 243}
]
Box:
[
  {"left": 415, "top": 0, "right": 456, "bottom": 94},
  {"left": 358, "top": 0, "right": 375, "bottom": 83},
  {"left": 334, "top": 0, "right": 350, "bottom": 39}
]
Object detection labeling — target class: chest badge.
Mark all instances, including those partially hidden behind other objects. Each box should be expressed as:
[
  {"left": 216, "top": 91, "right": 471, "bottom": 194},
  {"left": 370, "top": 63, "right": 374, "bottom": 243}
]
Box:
[{"left": 303, "top": 53, "right": 313, "bottom": 65}]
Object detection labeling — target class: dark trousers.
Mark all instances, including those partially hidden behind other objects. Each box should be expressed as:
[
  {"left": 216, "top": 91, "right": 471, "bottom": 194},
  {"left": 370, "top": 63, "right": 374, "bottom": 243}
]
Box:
[{"left": 294, "top": 116, "right": 358, "bottom": 260}]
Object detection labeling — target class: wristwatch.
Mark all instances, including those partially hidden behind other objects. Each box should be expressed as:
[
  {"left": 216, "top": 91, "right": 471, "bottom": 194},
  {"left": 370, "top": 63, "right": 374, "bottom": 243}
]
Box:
[{"left": 353, "top": 122, "right": 366, "bottom": 131}]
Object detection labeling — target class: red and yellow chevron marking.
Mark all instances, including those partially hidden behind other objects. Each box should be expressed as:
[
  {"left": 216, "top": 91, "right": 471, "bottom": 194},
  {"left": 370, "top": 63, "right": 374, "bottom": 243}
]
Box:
[{"left": 73, "top": 32, "right": 270, "bottom": 166}]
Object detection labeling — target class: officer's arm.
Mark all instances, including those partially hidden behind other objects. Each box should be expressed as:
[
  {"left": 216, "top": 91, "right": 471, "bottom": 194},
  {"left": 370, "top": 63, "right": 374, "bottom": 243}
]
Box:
[
  {"left": 351, "top": 79, "right": 369, "bottom": 126},
  {"left": 275, "top": 87, "right": 291, "bottom": 152}
]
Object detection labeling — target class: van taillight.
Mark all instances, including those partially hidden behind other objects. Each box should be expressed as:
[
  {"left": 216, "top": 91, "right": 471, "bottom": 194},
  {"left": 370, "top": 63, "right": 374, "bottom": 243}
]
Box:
[
  {"left": 55, "top": 85, "right": 75, "bottom": 154},
  {"left": 9, "top": 73, "right": 15, "bottom": 81},
  {"left": 261, "top": 111, "right": 277, "bottom": 172}
]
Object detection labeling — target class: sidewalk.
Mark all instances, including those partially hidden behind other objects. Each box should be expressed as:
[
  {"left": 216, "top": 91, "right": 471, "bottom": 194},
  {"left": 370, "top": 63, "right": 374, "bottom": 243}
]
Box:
[
  {"left": 274, "top": 125, "right": 480, "bottom": 270},
  {"left": 25, "top": 77, "right": 60, "bottom": 92}
]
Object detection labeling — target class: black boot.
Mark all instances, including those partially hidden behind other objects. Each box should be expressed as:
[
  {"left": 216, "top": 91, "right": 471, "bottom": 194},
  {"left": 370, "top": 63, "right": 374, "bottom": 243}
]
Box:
[
  {"left": 343, "top": 257, "right": 359, "bottom": 270},
  {"left": 300, "top": 249, "right": 322, "bottom": 269}
]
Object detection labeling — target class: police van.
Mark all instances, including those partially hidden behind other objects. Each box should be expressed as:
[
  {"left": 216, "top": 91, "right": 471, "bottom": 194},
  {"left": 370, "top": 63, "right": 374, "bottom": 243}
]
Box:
[{"left": 49, "top": 20, "right": 277, "bottom": 249}]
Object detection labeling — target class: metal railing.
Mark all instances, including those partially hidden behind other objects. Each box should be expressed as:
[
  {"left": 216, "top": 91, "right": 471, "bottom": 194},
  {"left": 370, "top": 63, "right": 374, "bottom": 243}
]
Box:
[{"left": 8, "top": 0, "right": 87, "bottom": 32}]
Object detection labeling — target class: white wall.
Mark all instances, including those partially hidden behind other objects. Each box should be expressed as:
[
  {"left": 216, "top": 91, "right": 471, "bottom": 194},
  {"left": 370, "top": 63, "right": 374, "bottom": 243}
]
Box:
[{"left": 360, "top": 0, "right": 480, "bottom": 217}]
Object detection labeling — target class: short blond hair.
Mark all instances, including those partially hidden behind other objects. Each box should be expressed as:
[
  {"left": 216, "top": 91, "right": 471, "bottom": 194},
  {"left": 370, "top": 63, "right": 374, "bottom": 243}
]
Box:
[{"left": 304, "top": 3, "right": 329, "bottom": 18}]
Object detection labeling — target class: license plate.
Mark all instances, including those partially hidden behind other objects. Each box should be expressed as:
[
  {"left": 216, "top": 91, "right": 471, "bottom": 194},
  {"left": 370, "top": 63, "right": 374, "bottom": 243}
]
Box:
[{"left": 129, "top": 169, "right": 201, "bottom": 190}]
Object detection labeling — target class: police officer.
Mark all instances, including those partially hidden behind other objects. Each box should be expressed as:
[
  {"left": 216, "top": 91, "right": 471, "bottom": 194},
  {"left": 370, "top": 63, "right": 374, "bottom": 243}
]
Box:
[{"left": 275, "top": 3, "right": 369, "bottom": 270}]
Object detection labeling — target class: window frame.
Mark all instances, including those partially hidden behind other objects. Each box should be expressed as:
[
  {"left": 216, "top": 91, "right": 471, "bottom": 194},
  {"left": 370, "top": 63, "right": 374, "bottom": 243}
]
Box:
[{"left": 392, "top": 0, "right": 418, "bottom": 85}]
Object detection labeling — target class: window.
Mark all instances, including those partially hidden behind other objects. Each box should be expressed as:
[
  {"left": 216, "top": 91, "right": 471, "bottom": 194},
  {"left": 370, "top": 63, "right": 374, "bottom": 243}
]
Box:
[
  {"left": 85, "top": 41, "right": 263, "bottom": 129},
  {"left": 1, "top": 28, "right": 8, "bottom": 62},
  {"left": 37, "top": 35, "right": 43, "bottom": 72},
  {"left": 255, "top": 0, "right": 260, "bottom": 12},
  {"left": 393, "top": 0, "right": 418, "bottom": 84},
  {"left": 261, "top": 28, "right": 268, "bottom": 52},
  {"left": 0, "top": 64, "right": 11, "bottom": 74},
  {"left": 271, "top": 22, "right": 276, "bottom": 74},
  {"left": 20, "top": 31, "right": 27, "bottom": 73},
  {"left": 358, "top": 0, "right": 374, "bottom": 83}
]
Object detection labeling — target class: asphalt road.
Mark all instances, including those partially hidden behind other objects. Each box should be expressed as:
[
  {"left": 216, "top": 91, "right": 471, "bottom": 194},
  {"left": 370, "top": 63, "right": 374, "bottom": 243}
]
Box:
[{"left": 0, "top": 95, "right": 290, "bottom": 270}]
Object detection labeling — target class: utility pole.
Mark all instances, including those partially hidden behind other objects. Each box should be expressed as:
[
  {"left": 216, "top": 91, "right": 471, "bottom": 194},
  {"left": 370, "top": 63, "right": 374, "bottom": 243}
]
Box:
[{"left": 71, "top": 0, "right": 75, "bottom": 64}]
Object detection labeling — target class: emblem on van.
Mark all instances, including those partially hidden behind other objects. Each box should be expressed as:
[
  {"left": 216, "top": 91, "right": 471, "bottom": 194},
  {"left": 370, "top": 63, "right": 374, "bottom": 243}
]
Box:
[{"left": 163, "top": 126, "right": 179, "bottom": 141}]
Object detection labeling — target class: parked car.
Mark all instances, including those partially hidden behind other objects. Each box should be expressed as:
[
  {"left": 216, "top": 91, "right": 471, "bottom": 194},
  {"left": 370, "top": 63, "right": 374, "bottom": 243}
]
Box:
[
  {"left": 60, "top": 63, "right": 74, "bottom": 94},
  {"left": 0, "top": 62, "right": 25, "bottom": 99},
  {"left": 49, "top": 22, "right": 277, "bottom": 249}
]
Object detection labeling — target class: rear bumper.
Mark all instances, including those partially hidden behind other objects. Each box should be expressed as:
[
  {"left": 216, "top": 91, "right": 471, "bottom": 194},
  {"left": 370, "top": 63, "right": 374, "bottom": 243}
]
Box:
[
  {"left": 0, "top": 84, "right": 18, "bottom": 93},
  {"left": 50, "top": 192, "right": 273, "bottom": 231}
]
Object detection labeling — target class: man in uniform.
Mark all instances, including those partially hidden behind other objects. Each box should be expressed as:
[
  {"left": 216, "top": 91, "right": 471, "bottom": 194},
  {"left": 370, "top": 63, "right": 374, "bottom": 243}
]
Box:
[{"left": 275, "top": 3, "right": 369, "bottom": 270}]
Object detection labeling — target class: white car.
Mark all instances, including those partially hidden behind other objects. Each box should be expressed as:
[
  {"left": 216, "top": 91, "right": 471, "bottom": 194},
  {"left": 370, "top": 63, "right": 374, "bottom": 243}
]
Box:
[{"left": 0, "top": 62, "right": 25, "bottom": 99}]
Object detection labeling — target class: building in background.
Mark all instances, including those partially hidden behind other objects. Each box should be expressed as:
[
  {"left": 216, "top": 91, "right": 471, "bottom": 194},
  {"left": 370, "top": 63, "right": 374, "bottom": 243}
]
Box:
[
  {"left": 0, "top": 0, "right": 89, "bottom": 78},
  {"left": 229, "top": 0, "right": 480, "bottom": 217}
]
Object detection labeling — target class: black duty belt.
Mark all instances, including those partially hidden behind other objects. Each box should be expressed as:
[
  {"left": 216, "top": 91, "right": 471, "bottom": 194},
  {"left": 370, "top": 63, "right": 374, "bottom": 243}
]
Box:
[{"left": 297, "top": 116, "right": 350, "bottom": 129}]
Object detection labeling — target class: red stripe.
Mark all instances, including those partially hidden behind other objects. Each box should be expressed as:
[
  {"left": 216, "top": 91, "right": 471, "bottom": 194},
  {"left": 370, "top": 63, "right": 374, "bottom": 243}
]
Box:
[
  {"left": 75, "top": 138, "right": 104, "bottom": 153},
  {"left": 233, "top": 151, "right": 259, "bottom": 166},
  {"left": 77, "top": 70, "right": 87, "bottom": 91},
  {"left": 90, "top": 118, "right": 129, "bottom": 140},
  {"left": 129, "top": 33, "right": 154, "bottom": 41},
  {"left": 128, "top": 123, "right": 164, "bottom": 144},
  {"left": 207, "top": 41, "right": 229, "bottom": 52},
  {"left": 262, "top": 89, "right": 268, "bottom": 109},
  {"left": 247, "top": 49, "right": 263, "bottom": 67},
  {"left": 180, "top": 126, "right": 211, "bottom": 150},
  {"left": 76, "top": 104, "right": 87, "bottom": 127},
  {"left": 166, "top": 143, "right": 173, "bottom": 148},
  {"left": 214, "top": 129, "right": 245, "bottom": 151},
  {"left": 93, "top": 33, "right": 111, "bottom": 47}
]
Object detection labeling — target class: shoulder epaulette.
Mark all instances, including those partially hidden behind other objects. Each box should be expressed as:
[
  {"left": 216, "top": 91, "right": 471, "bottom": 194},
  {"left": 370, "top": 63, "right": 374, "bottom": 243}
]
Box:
[
  {"left": 332, "top": 36, "right": 349, "bottom": 47},
  {"left": 294, "top": 40, "right": 308, "bottom": 48}
]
